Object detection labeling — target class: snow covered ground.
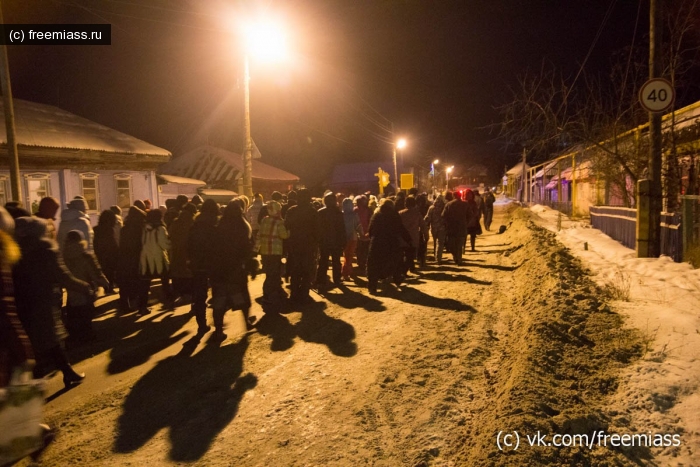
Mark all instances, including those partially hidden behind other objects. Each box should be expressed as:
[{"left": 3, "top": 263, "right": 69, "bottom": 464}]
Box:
[{"left": 529, "top": 203, "right": 700, "bottom": 466}]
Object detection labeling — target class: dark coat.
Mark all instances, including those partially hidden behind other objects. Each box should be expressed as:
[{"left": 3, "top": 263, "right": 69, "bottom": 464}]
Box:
[
  {"left": 317, "top": 205, "right": 346, "bottom": 250},
  {"left": 465, "top": 200, "right": 483, "bottom": 236},
  {"left": 442, "top": 199, "right": 468, "bottom": 238},
  {"left": 13, "top": 236, "right": 89, "bottom": 352},
  {"left": 116, "top": 208, "right": 146, "bottom": 283},
  {"left": 285, "top": 202, "right": 320, "bottom": 253},
  {"left": 187, "top": 212, "right": 218, "bottom": 274},
  {"left": 93, "top": 222, "right": 119, "bottom": 277},
  {"left": 168, "top": 210, "right": 195, "bottom": 279},
  {"left": 63, "top": 240, "right": 109, "bottom": 306},
  {"left": 210, "top": 214, "right": 252, "bottom": 310},
  {"left": 367, "top": 205, "right": 411, "bottom": 280}
]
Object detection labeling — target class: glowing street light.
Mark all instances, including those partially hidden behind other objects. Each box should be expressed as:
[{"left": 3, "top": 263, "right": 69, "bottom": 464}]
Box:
[
  {"left": 392, "top": 138, "right": 407, "bottom": 192},
  {"left": 240, "top": 19, "right": 288, "bottom": 197},
  {"left": 446, "top": 165, "right": 454, "bottom": 188}
]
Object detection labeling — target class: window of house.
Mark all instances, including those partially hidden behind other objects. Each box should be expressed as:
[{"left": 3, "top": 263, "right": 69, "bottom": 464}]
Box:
[
  {"left": 25, "top": 174, "right": 50, "bottom": 214},
  {"left": 0, "top": 178, "right": 7, "bottom": 207},
  {"left": 80, "top": 173, "right": 100, "bottom": 212},
  {"left": 115, "top": 175, "right": 132, "bottom": 209}
]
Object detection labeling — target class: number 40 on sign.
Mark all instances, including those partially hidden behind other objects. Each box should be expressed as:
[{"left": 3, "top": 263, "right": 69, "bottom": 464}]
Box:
[{"left": 639, "top": 78, "right": 675, "bottom": 113}]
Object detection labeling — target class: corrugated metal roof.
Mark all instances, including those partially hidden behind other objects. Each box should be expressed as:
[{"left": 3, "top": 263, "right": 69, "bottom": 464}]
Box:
[
  {"left": 0, "top": 99, "right": 171, "bottom": 157},
  {"left": 162, "top": 145, "right": 299, "bottom": 182}
]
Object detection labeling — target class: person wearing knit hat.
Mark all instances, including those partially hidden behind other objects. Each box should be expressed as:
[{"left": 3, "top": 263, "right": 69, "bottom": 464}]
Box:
[
  {"left": 133, "top": 199, "right": 147, "bottom": 211},
  {"left": 36, "top": 196, "right": 60, "bottom": 241},
  {"left": 57, "top": 197, "right": 94, "bottom": 252},
  {"left": 257, "top": 200, "right": 289, "bottom": 307}
]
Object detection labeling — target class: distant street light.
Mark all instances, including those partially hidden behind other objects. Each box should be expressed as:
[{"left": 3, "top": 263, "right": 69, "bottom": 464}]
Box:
[
  {"left": 446, "top": 165, "right": 454, "bottom": 189},
  {"left": 241, "top": 19, "right": 288, "bottom": 198},
  {"left": 392, "top": 138, "right": 407, "bottom": 192}
]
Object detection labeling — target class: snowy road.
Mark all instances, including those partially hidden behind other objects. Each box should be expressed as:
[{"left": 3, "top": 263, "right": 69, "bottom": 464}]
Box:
[{"left": 26, "top": 204, "right": 661, "bottom": 466}]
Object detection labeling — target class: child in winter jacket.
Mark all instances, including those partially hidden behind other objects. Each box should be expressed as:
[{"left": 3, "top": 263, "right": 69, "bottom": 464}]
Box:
[
  {"left": 62, "top": 230, "right": 109, "bottom": 342},
  {"left": 257, "top": 201, "right": 289, "bottom": 305}
]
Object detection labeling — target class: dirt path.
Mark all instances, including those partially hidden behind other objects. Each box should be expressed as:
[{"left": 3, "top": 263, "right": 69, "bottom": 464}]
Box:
[{"left": 29, "top": 205, "right": 644, "bottom": 466}]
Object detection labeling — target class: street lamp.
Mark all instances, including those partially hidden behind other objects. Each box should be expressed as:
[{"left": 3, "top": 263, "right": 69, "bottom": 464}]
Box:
[
  {"left": 392, "top": 138, "right": 407, "bottom": 192},
  {"left": 431, "top": 159, "right": 439, "bottom": 198},
  {"left": 446, "top": 165, "right": 454, "bottom": 190},
  {"left": 241, "top": 19, "right": 288, "bottom": 198}
]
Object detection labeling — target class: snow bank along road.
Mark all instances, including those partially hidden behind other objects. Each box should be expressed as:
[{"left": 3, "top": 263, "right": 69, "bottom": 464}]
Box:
[{"left": 30, "top": 205, "right": 654, "bottom": 466}]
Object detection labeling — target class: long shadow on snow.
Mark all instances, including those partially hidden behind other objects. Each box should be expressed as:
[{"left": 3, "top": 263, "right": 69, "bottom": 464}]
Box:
[
  {"left": 318, "top": 284, "right": 386, "bottom": 312},
  {"left": 107, "top": 310, "right": 192, "bottom": 374},
  {"left": 114, "top": 334, "right": 255, "bottom": 462},
  {"left": 294, "top": 301, "right": 357, "bottom": 357},
  {"left": 255, "top": 299, "right": 358, "bottom": 357},
  {"left": 382, "top": 284, "right": 477, "bottom": 312}
]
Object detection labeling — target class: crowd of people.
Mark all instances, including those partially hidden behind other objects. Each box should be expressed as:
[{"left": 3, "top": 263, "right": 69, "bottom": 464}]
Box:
[
  {"left": 1, "top": 186, "right": 496, "bottom": 382},
  {"left": 0, "top": 185, "right": 496, "bottom": 461}
]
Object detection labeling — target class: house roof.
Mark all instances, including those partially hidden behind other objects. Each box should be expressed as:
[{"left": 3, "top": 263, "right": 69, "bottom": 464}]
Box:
[
  {"left": 506, "top": 162, "right": 531, "bottom": 176},
  {"left": 157, "top": 174, "right": 206, "bottom": 186},
  {"left": 0, "top": 99, "right": 170, "bottom": 157},
  {"left": 162, "top": 145, "right": 299, "bottom": 183}
]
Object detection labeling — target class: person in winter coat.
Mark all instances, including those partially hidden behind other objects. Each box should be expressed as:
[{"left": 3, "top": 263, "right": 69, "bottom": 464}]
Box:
[
  {"left": 93, "top": 209, "right": 119, "bottom": 293},
  {"left": 0, "top": 207, "right": 34, "bottom": 387},
  {"left": 257, "top": 200, "right": 289, "bottom": 305},
  {"left": 464, "top": 189, "right": 483, "bottom": 252},
  {"left": 315, "top": 192, "right": 347, "bottom": 289},
  {"left": 62, "top": 230, "right": 109, "bottom": 343},
  {"left": 110, "top": 205, "right": 123, "bottom": 245},
  {"left": 35, "top": 197, "right": 60, "bottom": 241},
  {"left": 116, "top": 206, "right": 146, "bottom": 312},
  {"left": 210, "top": 201, "right": 254, "bottom": 340},
  {"left": 482, "top": 188, "right": 496, "bottom": 231},
  {"left": 168, "top": 203, "right": 197, "bottom": 305},
  {"left": 366, "top": 199, "right": 411, "bottom": 294},
  {"left": 399, "top": 195, "right": 428, "bottom": 275},
  {"left": 441, "top": 191, "right": 469, "bottom": 265},
  {"left": 284, "top": 189, "right": 320, "bottom": 303},
  {"left": 187, "top": 199, "right": 219, "bottom": 334},
  {"left": 341, "top": 197, "right": 363, "bottom": 281},
  {"left": 13, "top": 217, "right": 90, "bottom": 388},
  {"left": 353, "top": 195, "right": 371, "bottom": 276},
  {"left": 137, "top": 209, "right": 171, "bottom": 314},
  {"left": 57, "top": 197, "right": 93, "bottom": 252},
  {"left": 424, "top": 195, "right": 447, "bottom": 264},
  {"left": 415, "top": 193, "right": 430, "bottom": 268},
  {"left": 247, "top": 193, "right": 264, "bottom": 241}
]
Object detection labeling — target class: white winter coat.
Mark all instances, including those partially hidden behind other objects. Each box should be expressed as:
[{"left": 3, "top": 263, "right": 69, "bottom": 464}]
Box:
[{"left": 139, "top": 223, "right": 171, "bottom": 277}]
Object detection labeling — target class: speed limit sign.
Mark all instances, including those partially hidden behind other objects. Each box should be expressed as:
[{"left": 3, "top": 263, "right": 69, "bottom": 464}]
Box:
[{"left": 639, "top": 78, "right": 675, "bottom": 113}]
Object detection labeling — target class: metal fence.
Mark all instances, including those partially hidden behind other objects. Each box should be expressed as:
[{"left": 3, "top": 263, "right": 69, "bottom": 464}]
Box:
[
  {"left": 589, "top": 206, "right": 684, "bottom": 261},
  {"left": 589, "top": 206, "right": 637, "bottom": 250},
  {"left": 660, "top": 212, "right": 683, "bottom": 262}
]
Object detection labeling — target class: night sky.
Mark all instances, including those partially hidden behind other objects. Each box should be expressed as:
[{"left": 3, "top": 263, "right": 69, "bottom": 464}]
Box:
[{"left": 3, "top": 1, "right": 648, "bottom": 186}]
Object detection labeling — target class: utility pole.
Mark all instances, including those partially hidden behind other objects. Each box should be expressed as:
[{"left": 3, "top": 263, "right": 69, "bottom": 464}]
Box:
[
  {"left": 0, "top": 1, "right": 22, "bottom": 203},
  {"left": 242, "top": 54, "right": 253, "bottom": 198},
  {"left": 391, "top": 122, "right": 399, "bottom": 193},
  {"left": 520, "top": 147, "right": 526, "bottom": 203},
  {"left": 648, "top": 0, "right": 663, "bottom": 257}
]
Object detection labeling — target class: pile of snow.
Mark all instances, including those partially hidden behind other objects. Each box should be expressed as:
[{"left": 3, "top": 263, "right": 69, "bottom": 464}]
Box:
[{"left": 528, "top": 203, "right": 700, "bottom": 465}]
